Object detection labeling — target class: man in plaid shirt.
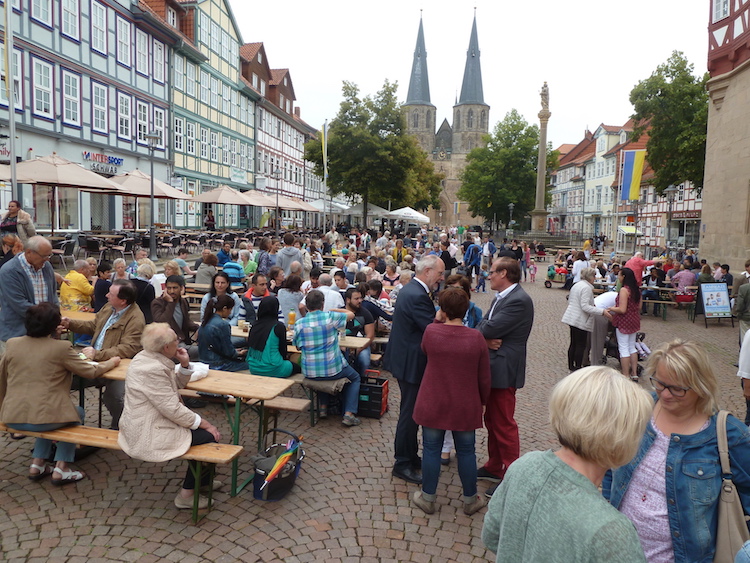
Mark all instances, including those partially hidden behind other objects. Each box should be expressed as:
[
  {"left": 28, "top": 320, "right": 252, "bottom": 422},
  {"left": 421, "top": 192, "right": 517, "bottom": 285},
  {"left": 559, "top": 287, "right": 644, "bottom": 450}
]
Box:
[{"left": 293, "top": 289, "right": 362, "bottom": 427}]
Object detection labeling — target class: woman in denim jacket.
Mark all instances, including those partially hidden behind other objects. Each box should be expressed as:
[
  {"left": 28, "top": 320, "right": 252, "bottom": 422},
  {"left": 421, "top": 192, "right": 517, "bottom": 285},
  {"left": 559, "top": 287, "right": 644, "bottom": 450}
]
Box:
[{"left": 602, "top": 340, "right": 750, "bottom": 563}]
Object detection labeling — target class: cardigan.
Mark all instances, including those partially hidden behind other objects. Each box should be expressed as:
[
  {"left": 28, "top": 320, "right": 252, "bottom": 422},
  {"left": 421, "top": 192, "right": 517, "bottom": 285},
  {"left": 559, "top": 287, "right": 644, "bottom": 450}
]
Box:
[{"left": 561, "top": 280, "right": 604, "bottom": 332}]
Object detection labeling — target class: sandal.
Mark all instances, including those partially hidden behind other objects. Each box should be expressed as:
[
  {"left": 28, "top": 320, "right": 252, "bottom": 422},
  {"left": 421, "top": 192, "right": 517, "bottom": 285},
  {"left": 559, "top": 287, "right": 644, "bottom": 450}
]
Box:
[
  {"left": 51, "top": 467, "right": 86, "bottom": 486},
  {"left": 28, "top": 463, "right": 54, "bottom": 481}
]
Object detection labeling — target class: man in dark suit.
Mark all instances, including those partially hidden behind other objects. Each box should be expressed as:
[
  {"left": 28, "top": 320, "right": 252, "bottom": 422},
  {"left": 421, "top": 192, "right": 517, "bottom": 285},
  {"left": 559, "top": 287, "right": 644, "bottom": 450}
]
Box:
[
  {"left": 476, "top": 257, "right": 534, "bottom": 496},
  {"left": 383, "top": 254, "right": 445, "bottom": 484}
]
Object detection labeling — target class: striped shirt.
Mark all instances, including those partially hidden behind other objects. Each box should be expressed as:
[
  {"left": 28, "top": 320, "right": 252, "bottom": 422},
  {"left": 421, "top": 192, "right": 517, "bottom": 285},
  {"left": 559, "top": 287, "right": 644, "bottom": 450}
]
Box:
[
  {"left": 18, "top": 253, "right": 47, "bottom": 304},
  {"left": 292, "top": 310, "right": 347, "bottom": 378}
]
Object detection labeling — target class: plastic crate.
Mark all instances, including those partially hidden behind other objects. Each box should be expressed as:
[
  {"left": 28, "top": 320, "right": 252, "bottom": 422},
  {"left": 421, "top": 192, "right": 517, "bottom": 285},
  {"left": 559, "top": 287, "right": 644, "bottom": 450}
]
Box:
[{"left": 358, "top": 370, "right": 389, "bottom": 419}]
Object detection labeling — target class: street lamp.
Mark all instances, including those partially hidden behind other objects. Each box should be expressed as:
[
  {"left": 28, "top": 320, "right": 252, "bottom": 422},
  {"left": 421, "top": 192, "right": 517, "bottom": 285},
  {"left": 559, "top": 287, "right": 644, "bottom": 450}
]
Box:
[
  {"left": 273, "top": 165, "right": 282, "bottom": 237},
  {"left": 145, "top": 130, "right": 161, "bottom": 261},
  {"left": 508, "top": 202, "right": 515, "bottom": 228},
  {"left": 663, "top": 184, "right": 677, "bottom": 248}
]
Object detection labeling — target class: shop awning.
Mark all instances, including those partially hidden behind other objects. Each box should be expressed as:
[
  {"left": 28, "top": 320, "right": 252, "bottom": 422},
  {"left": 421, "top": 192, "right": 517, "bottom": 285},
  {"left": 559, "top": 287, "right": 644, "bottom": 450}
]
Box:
[{"left": 617, "top": 226, "right": 643, "bottom": 236}]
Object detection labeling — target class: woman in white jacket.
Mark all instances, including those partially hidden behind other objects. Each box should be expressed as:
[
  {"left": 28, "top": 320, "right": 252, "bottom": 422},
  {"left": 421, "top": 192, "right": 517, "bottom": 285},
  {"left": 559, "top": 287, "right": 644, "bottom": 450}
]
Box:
[{"left": 561, "top": 267, "right": 611, "bottom": 371}]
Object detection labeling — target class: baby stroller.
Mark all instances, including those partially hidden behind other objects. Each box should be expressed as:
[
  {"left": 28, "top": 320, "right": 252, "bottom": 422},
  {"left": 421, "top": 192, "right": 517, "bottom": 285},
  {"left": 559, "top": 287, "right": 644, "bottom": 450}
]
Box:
[{"left": 604, "top": 329, "right": 648, "bottom": 377}]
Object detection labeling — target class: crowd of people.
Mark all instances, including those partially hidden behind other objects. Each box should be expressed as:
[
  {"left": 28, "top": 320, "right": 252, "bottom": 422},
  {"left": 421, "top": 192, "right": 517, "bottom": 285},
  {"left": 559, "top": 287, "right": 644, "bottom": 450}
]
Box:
[{"left": 0, "top": 204, "right": 749, "bottom": 561}]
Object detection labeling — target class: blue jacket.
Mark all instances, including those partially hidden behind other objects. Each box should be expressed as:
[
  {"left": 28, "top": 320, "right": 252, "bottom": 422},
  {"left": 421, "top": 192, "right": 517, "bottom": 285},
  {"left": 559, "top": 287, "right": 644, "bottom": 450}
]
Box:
[
  {"left": 197, "top": 314, "right": 245, "bottom": 371},
  {"left": 217, "top": 249, "right": 231, "bottom": 267},
  {"left": 602, "top": 411, "right": 750, "bottom": 563},
  {"left": 464, "top": 244, "right": 481, "bottom": 267},
  {"left": 0, "top": 255, "right": 59, "bottom": 341}
]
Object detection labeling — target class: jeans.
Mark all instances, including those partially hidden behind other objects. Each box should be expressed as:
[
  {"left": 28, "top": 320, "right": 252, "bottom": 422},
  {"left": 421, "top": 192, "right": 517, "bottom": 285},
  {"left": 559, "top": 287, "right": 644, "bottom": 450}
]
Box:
[
  {"left": 641, "top": 288, "right": 660, "bottom": 313},
  {"left": 350, "top": 347, "right": 371, "bottom": 377},
  {"left": 421, "top": 427, "right": 477, "bottom": 501},
  {"left": 8, "top": 406, "right": 85, "bottom": 463},
  {"left": 310, "top": 364, "right": 361, "bottom": 414},
  {"left": 520, "top": 259, "right": 527, "bottom": 281}
]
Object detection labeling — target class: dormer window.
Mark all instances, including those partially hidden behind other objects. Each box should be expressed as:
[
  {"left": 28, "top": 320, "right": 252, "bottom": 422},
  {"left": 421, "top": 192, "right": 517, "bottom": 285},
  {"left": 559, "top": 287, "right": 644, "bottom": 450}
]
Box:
[
  {"left": 713, "top": 0, "right": 729, "bottom": 22},
  {"left": 620, "top": 131, "right": 627, "bottom": 144},
  {"left": 167, "top": 7, "right": 177, "bottom": 27},
  {"left": 258, "top": 52, "right": 262, "bottom": 63},
  {"left": 597, "top": 137, "right": 605, "bottom": 152}
]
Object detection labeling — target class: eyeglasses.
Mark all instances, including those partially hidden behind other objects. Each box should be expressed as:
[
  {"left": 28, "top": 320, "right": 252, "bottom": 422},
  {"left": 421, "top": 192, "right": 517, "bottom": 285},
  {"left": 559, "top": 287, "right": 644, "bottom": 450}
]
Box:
[{"left": 649, "top": 376, "right": 691, "bottom": 397}]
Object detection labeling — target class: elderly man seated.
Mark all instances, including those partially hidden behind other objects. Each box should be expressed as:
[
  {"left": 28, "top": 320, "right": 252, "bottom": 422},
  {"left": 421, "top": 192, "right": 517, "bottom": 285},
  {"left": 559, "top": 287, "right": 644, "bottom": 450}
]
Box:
[
  {"left": 60, "top": 259, "right": 95, "bottom": 311},
  {"left": 62, "top": 279, "right": 145, "bottom": 429},
  {"left": 118, "top": 323, "right": 222, "bottom": 510},
  {"left": 151, "top": 275, "right": 199, "bottom": 359},
  {"left": 293, "top": 289, "right": 361, "bottom": 427}
]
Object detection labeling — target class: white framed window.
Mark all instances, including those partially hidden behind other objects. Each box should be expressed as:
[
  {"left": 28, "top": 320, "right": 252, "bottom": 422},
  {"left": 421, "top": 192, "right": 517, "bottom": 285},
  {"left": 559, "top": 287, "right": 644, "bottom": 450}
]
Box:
[
  {"left": 186, "top": 62, "right": 195, "bottom": 96},
  {"left": 211, "top": 132, "right": 218, "bottom": 162},
  {"left": 32, "top": 58, "right": 53, "bottom": 118},
  {"left": 222, "top": 135, "right": 229, "bottom": 165},
  {"left": 153, "top": 107, "right": 165, "bottom": 149},
  {"left": 31, "top": 0, "right": 52, "bottom": 27},
  {"left": 174, "top": 55, "right": 184, "bottom": 91},
  {"left": 166, "top": 7, "right": 177, "bottom": 27},
  {"left": 210, "top": 77, "right": 218, "bottom": 109},
  {"left": 199, "top": 11, "right": 209, "bottom": 45},
  {"left": 221, "top": 31, "right": 229, "bottom": 60},
  {"left": 116, "top": 16, "right": 131, "bottom": 67},
  {"left": 247, "top": 100, "right": 254, "bottom": 127},
  {"left": 61, "top": 69, "right": 80, "bottom": 126},
  {"left": 231, "top": 139, "right": 237, "bottom": 167},
  {"left": 91, "top": 1, "right": 107, "bottom": 55},
  {"left": 222, "top": 83, "right": 229, "bottom": 114},
  {"left": 210, "top": 22, "right": 220, "bottom": 53},
  {"left": 185, "top": 121, "right": 195, "bottom": 155},
  {"left": 230, "top": 90, "right": 237, "bottom": 119},
  {"left": 136, "top": 100, "right": 149, "bottom": 144},
  {"left": 153, "top": 40, "right": 164, "bottom": 83},
  {"left": 258, "top": 52, "right": 262, "bottom": 64},
  {"left": 200, "top": 127, "right": 208, "bottom": 159},
  {"left": 92, "top": 81, "right": 108, "bottom": 134},
  {"left": 279, "top": 94, "right": 284, "bottom": 110},
  {"left": 251, "top": 73, "right": 258, "bottom": 89},
  {"left": 260, "top": 79, "right": 266, "bottom": 96},
  {"left": 200, "top": 70, "right": 209, "bottom": 104},
  {"left": 117, "top": 92, "right": 132, "bottom": 139},
  {"left": 62, "top": 0, "right": 79, "bottom": 40},
  {"left": 713, "top": 0, "right": 729, "bottom": 22},
  {"left": 136, "top": 29, "right": 149, "bottom": 75},
  {"left": 0, "top": 47, "right": 22, "bottom": 110}
]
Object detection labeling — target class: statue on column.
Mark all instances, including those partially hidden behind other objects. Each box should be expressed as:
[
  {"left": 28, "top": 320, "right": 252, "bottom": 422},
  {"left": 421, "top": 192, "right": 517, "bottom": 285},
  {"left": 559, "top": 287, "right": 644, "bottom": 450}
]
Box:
[{"left": 540, "top": 82, "right": 549, "bottom": 110}]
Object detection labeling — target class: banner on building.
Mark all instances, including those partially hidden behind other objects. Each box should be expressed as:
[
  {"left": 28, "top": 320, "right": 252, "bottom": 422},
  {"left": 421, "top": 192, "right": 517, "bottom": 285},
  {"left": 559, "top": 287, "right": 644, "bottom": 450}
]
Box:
[{"left": 620, "top": 150, "right": 646, "bottom": 201}]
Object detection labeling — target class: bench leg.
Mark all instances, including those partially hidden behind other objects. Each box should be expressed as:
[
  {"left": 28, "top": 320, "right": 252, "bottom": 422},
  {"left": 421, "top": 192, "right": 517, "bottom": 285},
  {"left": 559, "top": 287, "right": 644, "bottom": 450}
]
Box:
[{"left": 188, "top": 461, "right": 216, "bottom": 524}]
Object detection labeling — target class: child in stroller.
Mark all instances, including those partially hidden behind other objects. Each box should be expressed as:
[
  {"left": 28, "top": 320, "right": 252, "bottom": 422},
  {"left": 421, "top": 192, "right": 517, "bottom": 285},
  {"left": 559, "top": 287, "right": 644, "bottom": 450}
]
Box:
[{"left": 604, "top": 329, "right": 648, "bottom": 377}]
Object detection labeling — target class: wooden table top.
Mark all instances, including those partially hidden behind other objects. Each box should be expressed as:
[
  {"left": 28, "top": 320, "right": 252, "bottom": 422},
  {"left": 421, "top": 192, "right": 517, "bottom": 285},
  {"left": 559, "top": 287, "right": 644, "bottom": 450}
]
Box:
[
  {"left": 185, "top": 283, "right": 211, "bottom": 292},
  {"left": 64, "top": 310, "right": 96, "bottom": 322},
  {"left": 230, "top": 326, "right": 370, "bottom": 351},
  {"left": 102, "top": 359, "right": 294, "bottom": 401}
]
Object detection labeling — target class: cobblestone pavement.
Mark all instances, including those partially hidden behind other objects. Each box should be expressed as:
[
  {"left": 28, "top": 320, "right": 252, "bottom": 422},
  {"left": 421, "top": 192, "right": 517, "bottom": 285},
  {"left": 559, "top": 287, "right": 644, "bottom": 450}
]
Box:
[{"left": 1, "top": 277, "right": 745, "bottom": 562}]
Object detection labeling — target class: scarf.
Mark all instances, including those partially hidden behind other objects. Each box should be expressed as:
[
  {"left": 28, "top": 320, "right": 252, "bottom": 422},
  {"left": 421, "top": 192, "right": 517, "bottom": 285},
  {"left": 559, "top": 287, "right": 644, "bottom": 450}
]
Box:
[{"left": 247, "top": 296, "right": 282, "bottom": 352}]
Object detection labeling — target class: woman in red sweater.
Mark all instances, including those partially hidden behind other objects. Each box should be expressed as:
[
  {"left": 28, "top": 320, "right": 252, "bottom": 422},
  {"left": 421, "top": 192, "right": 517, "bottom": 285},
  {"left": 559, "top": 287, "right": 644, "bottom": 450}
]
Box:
[{"left": 411, "top": 288, "right": 491, "bottom": 516}]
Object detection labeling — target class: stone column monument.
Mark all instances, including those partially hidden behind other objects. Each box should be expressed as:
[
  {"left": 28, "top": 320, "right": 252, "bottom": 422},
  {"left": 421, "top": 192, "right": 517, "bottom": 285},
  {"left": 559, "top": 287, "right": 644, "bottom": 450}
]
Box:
[{"left": 531, "top": 82, "right": 551, "bottom": 233}]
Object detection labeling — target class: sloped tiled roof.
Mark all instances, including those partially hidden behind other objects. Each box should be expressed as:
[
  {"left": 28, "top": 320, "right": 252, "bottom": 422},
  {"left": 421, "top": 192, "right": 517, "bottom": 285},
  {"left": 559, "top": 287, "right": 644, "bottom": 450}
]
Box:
[
  {"left": 558, "top": 131, "right": 595, "bottom": 168},
  {"left": 240, "top": 42, "right": 262, "bottom": 62}
]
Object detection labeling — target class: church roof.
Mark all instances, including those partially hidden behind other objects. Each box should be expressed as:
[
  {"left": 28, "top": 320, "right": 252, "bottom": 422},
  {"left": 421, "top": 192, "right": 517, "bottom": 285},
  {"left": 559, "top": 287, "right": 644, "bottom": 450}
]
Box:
[
  {"left": 405, "top": 18, "right": 434, "bottom": 106},
  {"left": 458, "top": 15, "right": 484, "bottom": 105}
]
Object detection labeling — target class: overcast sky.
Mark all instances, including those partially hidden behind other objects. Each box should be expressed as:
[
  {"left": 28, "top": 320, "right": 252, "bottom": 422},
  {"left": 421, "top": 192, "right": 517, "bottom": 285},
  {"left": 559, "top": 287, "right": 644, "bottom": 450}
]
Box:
[{"left": 231, "top": 0, "right": 708, "bottom": 148}]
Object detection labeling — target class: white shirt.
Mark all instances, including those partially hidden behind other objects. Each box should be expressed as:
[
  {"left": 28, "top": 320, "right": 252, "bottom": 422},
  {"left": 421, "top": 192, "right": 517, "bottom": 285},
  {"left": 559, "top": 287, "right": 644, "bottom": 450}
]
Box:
[{"left": 307, "top": 284, "right": 344, "bottom": 311}]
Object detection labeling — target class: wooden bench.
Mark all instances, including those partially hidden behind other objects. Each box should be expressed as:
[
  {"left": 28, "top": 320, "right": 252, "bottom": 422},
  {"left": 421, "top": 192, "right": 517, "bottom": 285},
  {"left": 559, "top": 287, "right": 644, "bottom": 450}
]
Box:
[
  {"left": 641, "top": 299, "right": 677, "bottom": 320},
  {"left": 0, "top": 422, "right": 243, "bottom": 523}
]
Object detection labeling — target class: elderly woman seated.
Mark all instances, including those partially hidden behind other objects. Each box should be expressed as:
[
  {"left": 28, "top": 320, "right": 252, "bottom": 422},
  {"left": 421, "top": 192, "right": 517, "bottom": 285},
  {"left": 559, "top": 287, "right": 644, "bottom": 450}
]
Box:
[
  {"left": 0, "top": 302, "right": 120, "bottom": 484},
  {"left": 118, "top": 323, "right": 222, "bottom": 510},
  {"left": 246, "top": 296, "right": 301, "bottom": 378}
]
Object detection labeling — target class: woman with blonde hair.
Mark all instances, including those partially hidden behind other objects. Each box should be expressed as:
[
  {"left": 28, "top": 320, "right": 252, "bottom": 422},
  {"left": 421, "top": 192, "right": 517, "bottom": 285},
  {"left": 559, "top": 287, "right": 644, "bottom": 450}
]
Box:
[
  {"left": 483, "top": 366, "right": 652, "bottom": 562},
  {"left": 603, "top": 340, "right": 750, "bottom": 563}
]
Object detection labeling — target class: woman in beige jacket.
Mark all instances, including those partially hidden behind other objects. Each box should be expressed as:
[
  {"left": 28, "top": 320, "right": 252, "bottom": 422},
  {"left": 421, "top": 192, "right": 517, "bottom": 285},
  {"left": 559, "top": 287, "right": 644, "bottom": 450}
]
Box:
[
  {"left": 0, "top": 303, "right": 120, "bottom": 485},
  {"left": 0, "top": 200, "right": 36, "bottom": 244},
  {"left": 118, "top": 323, "right": 222, "bottom": 510}
]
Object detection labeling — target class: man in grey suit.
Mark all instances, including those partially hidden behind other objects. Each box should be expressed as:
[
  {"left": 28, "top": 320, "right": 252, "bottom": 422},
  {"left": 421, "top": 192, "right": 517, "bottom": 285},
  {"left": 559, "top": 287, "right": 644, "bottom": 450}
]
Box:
[
  {"left": 383, "top": 254, "right": 445, "bottom": 484},
  {"left": 476, "top": 257, "right": 534, "bottom": 496}
]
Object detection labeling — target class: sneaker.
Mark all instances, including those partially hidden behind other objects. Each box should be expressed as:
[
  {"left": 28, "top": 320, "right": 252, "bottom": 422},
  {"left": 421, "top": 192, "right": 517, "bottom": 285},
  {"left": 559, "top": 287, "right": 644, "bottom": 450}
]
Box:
[
  {"left": 199, "top": 480, "right": 223, "bottom": 494},
  {"left": 464, "top": 494, "right": 487, "bottom": 515},
  {"left": 412, "top": 491, "right": 435, "bottom": 514},
  {"left": 174, "top": 493, "right": 210, "bottom": 510},
  {"left": 342, "top": 414, "right": 361, "bottom": 427},
  {"left": 484, "top": 483, "right": 500, "bottom": 499},
  {"left": 477, "top": 467, "right": 502, "bottom": 482}
]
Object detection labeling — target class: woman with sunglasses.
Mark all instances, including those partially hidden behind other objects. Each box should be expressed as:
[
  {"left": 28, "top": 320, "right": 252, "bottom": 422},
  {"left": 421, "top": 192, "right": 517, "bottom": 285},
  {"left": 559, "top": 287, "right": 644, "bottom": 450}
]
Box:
[{"left": 602, "top": 339, "right": 750, "bottom": 563}]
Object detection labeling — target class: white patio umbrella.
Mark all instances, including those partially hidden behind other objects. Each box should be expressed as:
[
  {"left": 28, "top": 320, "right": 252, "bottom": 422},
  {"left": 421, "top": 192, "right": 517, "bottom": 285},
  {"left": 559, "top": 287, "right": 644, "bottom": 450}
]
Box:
[
  {"left": 108, "top": 169, "right": 191, "bottom": 199},
  {"left": 190, "top": 184, "right": 257, "bottom": 206},
  {"left": 343, "top": 202, "right": 390, "bottom": 217},
  {"left": 0, "top": 164, "right": 34, "bottom": 184},
  {"left": 389, "top": 206, "right": 430, "bottom": 223}
]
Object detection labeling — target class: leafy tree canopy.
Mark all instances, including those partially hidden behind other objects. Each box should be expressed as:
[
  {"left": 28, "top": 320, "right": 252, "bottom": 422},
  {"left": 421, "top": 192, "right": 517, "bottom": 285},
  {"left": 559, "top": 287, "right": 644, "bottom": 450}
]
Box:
[
  {"left": 304, "top": 80, "right": 442, "bottom": 226},
  {"left": 629, "top": 51, "right": 708, "bottom": 193},
  {"left": 457, "top": 109, "right": 557, "bottom": 227}
]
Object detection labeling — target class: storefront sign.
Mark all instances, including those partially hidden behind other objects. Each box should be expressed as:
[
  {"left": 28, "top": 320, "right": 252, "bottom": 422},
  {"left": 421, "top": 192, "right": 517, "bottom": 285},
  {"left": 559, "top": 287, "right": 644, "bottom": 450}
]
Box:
[
  {"left": 0, "top": 139, "right": 10, "bottom": 163},
  {"left": 230, "top": 167, "right": 247, "bottom": 185},
  {"left": 82, "top": 151, "right": 124, "bottom": 176},
  {"left": 671, "top": 210, "right": 701, "bottom": 219}
]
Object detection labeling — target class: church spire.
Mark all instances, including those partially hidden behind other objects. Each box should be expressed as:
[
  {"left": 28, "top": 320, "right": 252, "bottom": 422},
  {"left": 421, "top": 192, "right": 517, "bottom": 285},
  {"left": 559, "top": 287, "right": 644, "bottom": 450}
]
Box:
[
  {"left": 405, "top": 15, "right": 433, "bottom": 105},
  {"left": 458, "top": 14, "right": 484, "bottom": 105}
]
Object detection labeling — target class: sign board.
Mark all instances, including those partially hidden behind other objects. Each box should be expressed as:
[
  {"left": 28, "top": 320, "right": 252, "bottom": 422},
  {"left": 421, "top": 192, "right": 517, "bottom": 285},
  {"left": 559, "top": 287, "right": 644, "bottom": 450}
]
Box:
[
  {"left": 230, "top": 167, "right": 247, "bottom": 184},
  {"left": 701, "top": 283, "right": 731, "bottom": 318}
]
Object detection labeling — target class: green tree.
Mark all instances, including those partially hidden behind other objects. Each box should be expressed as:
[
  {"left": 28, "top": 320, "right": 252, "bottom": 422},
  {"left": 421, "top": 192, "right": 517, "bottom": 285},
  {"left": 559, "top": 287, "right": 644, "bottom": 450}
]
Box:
[
  {"left": 304, "top": 80, "right": 442, "bottom": 228},
  {"left": 458, "top": 109, "right": 556, "bottom": 229},
  {"left": 629, "top": 51, "right": 708, "bottom": 193}
]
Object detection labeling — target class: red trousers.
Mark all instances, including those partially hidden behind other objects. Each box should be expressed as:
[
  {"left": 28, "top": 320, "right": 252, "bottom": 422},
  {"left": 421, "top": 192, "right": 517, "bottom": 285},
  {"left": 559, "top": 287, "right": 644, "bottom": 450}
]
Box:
[{"left": 483, "top": 387, "right": 519, "bottom": 478}]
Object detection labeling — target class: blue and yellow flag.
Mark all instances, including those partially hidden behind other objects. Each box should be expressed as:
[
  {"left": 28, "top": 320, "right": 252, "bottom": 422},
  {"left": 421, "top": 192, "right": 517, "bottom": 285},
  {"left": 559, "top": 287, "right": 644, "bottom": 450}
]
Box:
[{"left": 620, "top": 150, "right": 646, "bottom": 201}]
